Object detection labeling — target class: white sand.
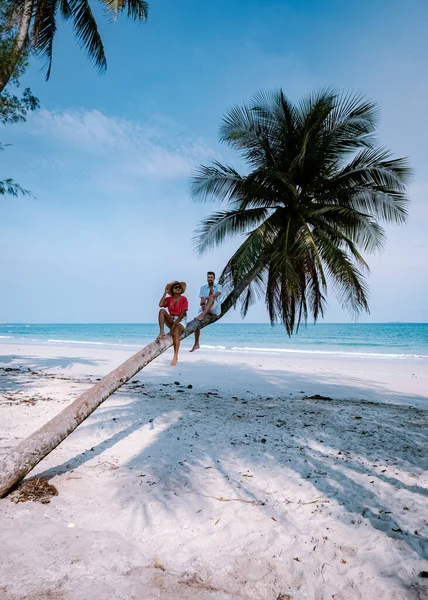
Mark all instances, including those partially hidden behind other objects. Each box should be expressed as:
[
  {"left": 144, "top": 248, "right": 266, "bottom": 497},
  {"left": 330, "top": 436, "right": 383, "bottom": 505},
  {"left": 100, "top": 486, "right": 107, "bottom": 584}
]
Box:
[{"left": 0, "top": 342, "right": 427, "bottom": 599}]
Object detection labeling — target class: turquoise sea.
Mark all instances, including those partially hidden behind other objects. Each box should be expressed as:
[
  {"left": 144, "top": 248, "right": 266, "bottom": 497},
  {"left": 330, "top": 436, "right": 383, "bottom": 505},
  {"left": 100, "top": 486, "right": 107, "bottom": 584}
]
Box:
[{"left": 0, "top": 323, "right": 427, "bottom": 361}]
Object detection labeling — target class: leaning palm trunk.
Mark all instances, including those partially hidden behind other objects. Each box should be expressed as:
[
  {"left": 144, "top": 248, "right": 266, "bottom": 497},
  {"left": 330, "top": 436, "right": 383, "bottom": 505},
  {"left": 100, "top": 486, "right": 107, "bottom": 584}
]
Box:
[
  {"left": 0, "top": 0, "right": 34, "bottom": 93},
  {"left": 0, "top": 265, "right": 261, "bottom": 497}
]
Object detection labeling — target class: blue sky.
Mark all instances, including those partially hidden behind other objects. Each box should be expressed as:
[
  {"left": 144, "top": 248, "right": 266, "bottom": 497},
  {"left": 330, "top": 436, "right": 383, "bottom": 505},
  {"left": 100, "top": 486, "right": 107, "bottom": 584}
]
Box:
[{"left": 1, "top": 0, "right": 427, "bottom": 323}]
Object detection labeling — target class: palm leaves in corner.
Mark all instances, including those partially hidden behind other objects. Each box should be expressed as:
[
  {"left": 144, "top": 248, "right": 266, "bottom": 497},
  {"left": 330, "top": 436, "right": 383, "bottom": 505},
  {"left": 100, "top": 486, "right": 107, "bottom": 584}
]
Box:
[
  {"left": 0, "top": 176, "right": 29, "bottom": 196},
  {"left": 0, "top": 142, "right": 30, "bottom": 197},
  {"left": 192, "top": 89, "right": 411, "bottom": 335},
  {"left": 4, "top": 0, "right": 148, "bottom": 80}
]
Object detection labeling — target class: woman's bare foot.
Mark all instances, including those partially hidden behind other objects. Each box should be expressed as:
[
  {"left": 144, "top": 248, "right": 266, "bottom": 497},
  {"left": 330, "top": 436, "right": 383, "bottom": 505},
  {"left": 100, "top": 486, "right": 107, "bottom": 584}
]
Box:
[
  {"left": 170, "top": 356, "right": 178, "bottom": 366},
  {"left": 189, "top": 344, "right": 200, "bottom": 352},
  {"left": 195, "top": 314, "right": 206, "bottom": 321},
  {"left": 157, "top": 331, "right": 166, "bottom": 340}
]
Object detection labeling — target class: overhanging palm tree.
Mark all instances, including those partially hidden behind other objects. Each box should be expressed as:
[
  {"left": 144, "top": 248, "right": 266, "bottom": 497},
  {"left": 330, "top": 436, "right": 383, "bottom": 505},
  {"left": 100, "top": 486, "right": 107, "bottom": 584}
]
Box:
[
  {"left": 0, "top": 89, "right": 411, "bottom": 497},
  {"left": 0, "top": 0, "right": 148, "bottom": 92},
  {"left": 192, "top": 88, "right": 411, "bottom": 334}
]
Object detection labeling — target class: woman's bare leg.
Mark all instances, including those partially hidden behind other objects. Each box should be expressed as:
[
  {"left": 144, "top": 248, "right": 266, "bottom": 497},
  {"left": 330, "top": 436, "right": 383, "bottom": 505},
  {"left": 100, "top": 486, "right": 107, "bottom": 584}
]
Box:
[
  {"left": 170, "top": 324, "right": 184, "bottom": 366},
  {"left": 158, "top": 309, "right": 173, "bottom": 339}
]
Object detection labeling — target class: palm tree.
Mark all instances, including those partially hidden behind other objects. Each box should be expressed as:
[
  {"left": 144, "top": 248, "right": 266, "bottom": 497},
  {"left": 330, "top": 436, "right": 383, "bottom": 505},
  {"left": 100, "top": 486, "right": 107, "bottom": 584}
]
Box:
[
  {"left": 0, "top": 0, "right": 148, "bottom": 93},
  {"left": 192, "top": 89, "right": 411, "bottom": 334},
  {"left": 0, "top": 89, "right": 411, "bottom": 497}
]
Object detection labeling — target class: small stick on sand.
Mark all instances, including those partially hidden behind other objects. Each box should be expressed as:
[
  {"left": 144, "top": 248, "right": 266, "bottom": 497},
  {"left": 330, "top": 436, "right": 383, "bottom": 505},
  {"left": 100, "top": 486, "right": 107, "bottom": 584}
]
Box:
[{"left": 185, "top": 491, "right": 264, "bottom": 505}]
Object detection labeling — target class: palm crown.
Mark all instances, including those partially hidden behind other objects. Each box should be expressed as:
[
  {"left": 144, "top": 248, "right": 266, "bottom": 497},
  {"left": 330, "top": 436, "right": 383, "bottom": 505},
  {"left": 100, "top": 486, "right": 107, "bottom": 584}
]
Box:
[{"left": 192, "top": 89, "right": 411, "bottom": 334}]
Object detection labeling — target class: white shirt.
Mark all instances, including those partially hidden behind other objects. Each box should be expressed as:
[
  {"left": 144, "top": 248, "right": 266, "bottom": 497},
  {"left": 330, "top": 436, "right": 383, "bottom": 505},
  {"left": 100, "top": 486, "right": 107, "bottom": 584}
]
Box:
[{"left": 199, "top": 283, "right": 223, "bottom": 315}]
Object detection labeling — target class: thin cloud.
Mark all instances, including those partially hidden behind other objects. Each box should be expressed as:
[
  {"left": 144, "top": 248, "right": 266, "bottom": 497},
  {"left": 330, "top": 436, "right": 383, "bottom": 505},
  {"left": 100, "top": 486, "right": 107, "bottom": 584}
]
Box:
[{"left": 23, "top": 108, "right": 218, "bottom": 179}]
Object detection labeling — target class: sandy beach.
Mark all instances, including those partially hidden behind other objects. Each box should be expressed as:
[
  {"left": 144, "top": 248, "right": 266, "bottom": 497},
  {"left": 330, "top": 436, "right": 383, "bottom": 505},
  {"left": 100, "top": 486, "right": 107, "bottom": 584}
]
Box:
[{"left": 0, "top": 341, "right": 427, "bottom": 599}]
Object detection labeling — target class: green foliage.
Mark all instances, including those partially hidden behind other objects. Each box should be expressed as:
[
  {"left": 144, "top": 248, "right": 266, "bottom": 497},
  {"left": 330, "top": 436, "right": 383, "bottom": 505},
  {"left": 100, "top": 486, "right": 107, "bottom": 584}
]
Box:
[
  {"left": 0, "top": 0, "right": 26, "bottom": 85},
  {"left": 0, "top": 175, "right": 30, "bottom": 195},
  {"left": 0, "top": 0, "right": 37, "bottom": 195},
  {"left": 192, "top": 89, "right": 411, "bottom": 334},
  {"left": 0, "top": 143, "right": 30, "bottom": 196},
  {"left": 0, "top": 0, "right": 39, "bottom": 122},
  {"left": 0, "top": 86, "right": 39, "bottom": 124}
]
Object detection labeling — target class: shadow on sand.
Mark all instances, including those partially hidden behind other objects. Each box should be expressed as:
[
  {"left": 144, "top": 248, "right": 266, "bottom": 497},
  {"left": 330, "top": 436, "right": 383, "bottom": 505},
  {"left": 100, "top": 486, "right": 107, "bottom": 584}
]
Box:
[
  {"left": 0, "top": 353, "right": 109, "bottom": 400},
  {"left": 30, "top": 358, "right": 428, "bottom": 581},
  {"left": 0, "top": 353, "right": 107, "bottom": 372}
]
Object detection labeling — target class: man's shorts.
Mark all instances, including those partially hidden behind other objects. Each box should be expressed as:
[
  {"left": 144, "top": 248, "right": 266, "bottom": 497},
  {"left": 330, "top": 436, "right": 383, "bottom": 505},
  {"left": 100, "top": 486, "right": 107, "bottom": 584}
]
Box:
[{"left": 198, "top": 299, "right": 220, "bottom": 316}]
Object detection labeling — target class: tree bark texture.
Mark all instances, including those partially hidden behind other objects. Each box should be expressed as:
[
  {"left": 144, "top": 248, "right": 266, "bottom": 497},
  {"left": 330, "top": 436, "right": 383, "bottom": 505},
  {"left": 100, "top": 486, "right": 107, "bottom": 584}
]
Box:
[{"left": 0, "top": 265, "right": 262, "bottom": 497}]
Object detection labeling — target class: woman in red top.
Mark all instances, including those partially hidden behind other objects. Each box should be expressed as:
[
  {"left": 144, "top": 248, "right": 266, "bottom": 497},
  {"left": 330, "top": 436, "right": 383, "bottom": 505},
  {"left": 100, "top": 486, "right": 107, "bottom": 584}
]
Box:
[{"left": 157, "top": 280, "right": 188, "bottom": 366}]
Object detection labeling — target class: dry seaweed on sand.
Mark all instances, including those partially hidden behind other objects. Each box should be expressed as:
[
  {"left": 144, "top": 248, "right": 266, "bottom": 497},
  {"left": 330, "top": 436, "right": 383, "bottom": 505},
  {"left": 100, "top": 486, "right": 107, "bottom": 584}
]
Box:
[{"left": 9, "top": 478, "right": 58, "bottom": 504}]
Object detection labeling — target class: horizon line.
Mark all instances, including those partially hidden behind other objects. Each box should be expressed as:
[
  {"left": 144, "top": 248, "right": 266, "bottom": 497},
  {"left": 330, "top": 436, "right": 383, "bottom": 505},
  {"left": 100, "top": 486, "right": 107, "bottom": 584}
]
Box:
[{"left": 1, "top": 322, "right": 427, "bottom": 326}]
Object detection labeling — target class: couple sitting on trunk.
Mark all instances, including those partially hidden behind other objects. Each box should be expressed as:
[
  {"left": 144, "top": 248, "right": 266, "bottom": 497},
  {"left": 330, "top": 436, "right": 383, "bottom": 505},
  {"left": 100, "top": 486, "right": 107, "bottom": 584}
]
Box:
[{"left": 157, "top": 271, "right": 222, "bottom": 366}]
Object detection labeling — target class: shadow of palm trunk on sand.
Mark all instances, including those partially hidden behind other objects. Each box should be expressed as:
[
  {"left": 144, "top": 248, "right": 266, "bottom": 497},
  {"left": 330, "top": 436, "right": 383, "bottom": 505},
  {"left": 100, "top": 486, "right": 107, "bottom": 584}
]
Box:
[
  {"left": 0, "top": 265, "right": 262, "bottom": 498},
  {"left": 27, "top": 365, "right": 428, "bottom": 565}
]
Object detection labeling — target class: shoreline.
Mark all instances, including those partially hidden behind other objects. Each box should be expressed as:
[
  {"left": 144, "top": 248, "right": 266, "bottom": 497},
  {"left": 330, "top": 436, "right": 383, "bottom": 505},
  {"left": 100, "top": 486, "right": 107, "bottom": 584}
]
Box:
[
  {"left": 0, "top": 343, "right": 427, "bottom": 598},
  {"left": 2, "top": 337, "right": 428, "bottom": 362},
  {"left": 1, "top": 321, "right": 428, "bottom": 364},
  {"left": 1, "top": 341, "right": 427, "bottom": 409}
]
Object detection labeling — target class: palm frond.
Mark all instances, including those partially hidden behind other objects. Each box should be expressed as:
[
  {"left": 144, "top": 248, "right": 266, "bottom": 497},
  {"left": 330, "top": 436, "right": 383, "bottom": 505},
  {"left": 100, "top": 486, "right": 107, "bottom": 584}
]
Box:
[
  {"left": 325, "top": 90, "right": 379, "bottom": 150},
  {"left": 193, "top": 207, "right": 271, "bottom": 256},
  {"left": 101, "top": 0, "right": 148, "bottom": 21},
  {"left": 308, "top": 204, "right": 386, "bottom": 253},
  {"left": 334, "top": 147, "right": 411, "bottom": 191},
  {"left": 219, "top": 218, "right": 278, "bottom": 286},
  {"left": 239, "top": 269, "right": 266, "bottom": 318},
  {"left": 31, "top": 0, "right": 58, "bottom": 79},
  {"left": 190, "top": 162, "right": 243, "bottom": 203},
  {"left": 318, "top": 148, "right": 411, "bottom": 223},
  {"left": 313, "top": 228, "right": 369, "bottom": 314},
  {"left": 59, "top": 0, "right": 71, "bottom": 18},
  {"left": 0, "top": 178, "right": 30, "bottom": 196},
  {"left": 219, "top": 100, "right": 278, "bottom": 169},
  {"left": 291, "top": 88, "right": 336, "bottom": 173},
  {"left": 66, "top": 0, "right": 106, "bottom": 73},
  {"left": 351, "top": 189, "right": 408, "bottom": 224}
]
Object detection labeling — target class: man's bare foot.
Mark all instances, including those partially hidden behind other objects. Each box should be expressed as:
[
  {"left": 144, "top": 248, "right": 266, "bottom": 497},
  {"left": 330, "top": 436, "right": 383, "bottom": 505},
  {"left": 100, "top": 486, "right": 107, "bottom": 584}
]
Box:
[
  {"left": 189, "top": 345, "right": 200, "bottom": 353},
  {"left": 157, "top": 332, "right": 165, "bottom": 340},
  {"left": 195, "top": 314, "right": 205, "bottom": 321},
  {"left": 170, "top": 356, "right": 178, "bottom": 366}
]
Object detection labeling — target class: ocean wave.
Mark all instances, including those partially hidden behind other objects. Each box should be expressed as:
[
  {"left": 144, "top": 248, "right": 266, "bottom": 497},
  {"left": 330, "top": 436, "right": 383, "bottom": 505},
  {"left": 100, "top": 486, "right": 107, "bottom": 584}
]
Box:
[
  {"left": 200, "top": 344, "right": 227, "bottom": 350},
  {"left": 2, "top": 333, "right": 427, "bottom": 361},
  {"left": 203, "top": 345, "right": 428, "bottom": 360},
  {"left": 47, "top": 338, "right": 141, "bottom": 348}
]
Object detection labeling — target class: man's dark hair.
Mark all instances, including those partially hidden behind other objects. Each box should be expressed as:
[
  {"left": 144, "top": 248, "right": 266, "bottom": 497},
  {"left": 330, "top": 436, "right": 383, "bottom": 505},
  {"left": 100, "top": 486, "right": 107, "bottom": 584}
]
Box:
[{"left": 207, "top": 271, "right": 215, "bottom": 277}]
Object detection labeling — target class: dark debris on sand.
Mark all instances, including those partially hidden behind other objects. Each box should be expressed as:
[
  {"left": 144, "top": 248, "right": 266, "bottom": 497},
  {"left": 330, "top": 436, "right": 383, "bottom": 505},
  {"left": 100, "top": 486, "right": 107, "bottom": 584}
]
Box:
[{"left": 9, "top": 478, "right": 58, "bottom": 504}]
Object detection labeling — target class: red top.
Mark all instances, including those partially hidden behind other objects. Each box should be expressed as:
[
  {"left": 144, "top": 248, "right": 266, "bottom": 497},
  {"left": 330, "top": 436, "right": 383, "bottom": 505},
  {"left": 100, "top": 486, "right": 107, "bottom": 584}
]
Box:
[{"left": 164, "top": 295, "right": 188, "bottom": 316}]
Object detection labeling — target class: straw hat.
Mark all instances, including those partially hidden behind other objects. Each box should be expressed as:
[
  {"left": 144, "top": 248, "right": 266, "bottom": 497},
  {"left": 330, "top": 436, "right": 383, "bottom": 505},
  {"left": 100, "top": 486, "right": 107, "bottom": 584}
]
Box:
[{"left": 167, "top": 281, "right": 187, "bottom": 295}]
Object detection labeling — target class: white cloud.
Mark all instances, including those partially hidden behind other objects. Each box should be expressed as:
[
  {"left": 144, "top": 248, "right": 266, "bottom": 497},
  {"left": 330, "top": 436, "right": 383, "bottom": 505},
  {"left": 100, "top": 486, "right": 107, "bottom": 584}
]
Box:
[{"left": 24, "top": 108, "right": 218, "bottom": 180}]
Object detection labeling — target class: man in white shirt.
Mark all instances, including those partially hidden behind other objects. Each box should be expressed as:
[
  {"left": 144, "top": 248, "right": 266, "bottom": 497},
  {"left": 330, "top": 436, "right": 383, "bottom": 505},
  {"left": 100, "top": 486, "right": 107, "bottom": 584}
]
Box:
[{"left": 190, "top": 271, "right": 223, "bottom": 353}]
